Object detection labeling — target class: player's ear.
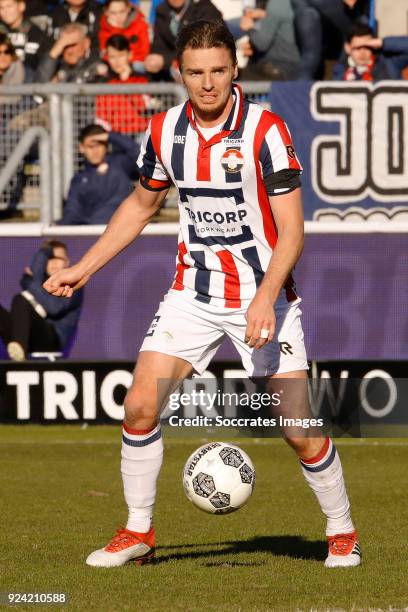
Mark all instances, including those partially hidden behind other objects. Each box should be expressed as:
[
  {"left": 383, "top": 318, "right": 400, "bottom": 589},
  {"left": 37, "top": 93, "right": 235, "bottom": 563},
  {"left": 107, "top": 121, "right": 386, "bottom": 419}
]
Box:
[
  {"left": 233, "top": 62, "right": 238, "bottom": 80},
  {"left": 345, "top": 41, "right": 351, "bottom": 56}
]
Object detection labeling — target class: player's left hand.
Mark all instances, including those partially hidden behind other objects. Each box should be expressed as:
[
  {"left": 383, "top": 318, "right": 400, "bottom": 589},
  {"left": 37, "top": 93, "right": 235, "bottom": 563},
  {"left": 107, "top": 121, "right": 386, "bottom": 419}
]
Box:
[{"left": 244, "top": 287, "right": 275, "bottom": 349}]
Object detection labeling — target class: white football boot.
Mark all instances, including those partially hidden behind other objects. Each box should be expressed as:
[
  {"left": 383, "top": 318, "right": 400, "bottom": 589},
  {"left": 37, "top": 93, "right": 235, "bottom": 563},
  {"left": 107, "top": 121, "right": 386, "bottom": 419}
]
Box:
[
  {"left": 325, "top": 531, "right": 361, "bottom": 568},
  {"left": 86, "top": 527, "right": 155, "bottom": 567}
]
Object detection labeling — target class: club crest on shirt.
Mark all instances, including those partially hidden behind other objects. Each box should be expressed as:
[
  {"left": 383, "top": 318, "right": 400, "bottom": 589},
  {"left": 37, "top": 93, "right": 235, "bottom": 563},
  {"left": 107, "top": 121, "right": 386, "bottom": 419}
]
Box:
[{"left": 221, "top": 149, "right": 244, "bottom": 173}]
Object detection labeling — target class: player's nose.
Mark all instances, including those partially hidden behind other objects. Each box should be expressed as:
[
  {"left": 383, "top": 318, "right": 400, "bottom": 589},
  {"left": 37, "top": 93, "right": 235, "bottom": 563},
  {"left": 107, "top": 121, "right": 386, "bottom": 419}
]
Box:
[{"left": 201, "top": 73, "right": 214, "bottom": 90}]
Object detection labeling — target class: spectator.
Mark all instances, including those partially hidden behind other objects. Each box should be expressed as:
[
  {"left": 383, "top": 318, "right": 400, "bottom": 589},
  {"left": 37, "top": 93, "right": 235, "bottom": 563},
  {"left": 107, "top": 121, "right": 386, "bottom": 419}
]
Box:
[
  {"left": 0, "top": 240, "right": 83, "bottom": 361},
  {"left": 0, "top": 32, "right": 31, "bottom": 87},
  {"left": 234, "top": 0, "right": 300, "bottom": 80},
  {"left": 0, "top": 0, "right": 49, "bottom": 71},
  {"left": 99, "top": 0, "right": 149, "bottom": 66},
  {"left": 0, "top": 34, "right": 35, "bottom": 221},
  {"left": 58, "top": 123, "right": 140, "bottom": 225},
  {"left": 145, "top": 0, "right": 224, "bottom": 81},
  {"left": 36, "top": 22, "right": 104, "bottom": 83},
  {"left": 333, "top": 23, "right": 408, "bottom": 81},
  {"left": 95, "top": 34, "right": 150, "bottom": 133},
  {"left": 291, "top": 0, "right": 370, "bottom": 79},
  {"left": 49, "top": 0, "right": 102, "bottom": 52}
]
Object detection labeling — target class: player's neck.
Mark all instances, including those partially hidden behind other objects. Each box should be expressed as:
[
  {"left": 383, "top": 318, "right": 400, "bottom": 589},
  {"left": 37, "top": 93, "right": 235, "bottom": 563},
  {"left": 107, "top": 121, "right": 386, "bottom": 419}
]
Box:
[{"left": 193, "top": 94, "right": 234, "bottom": 129}]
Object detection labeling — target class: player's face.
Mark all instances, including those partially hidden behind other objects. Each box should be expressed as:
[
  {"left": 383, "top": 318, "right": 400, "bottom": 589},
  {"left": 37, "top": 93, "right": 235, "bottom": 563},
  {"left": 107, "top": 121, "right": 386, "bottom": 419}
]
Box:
[
  {"left": 0, "top": 0, "right": 24, "bottom": 27},
  {"left": 346, "top": 35, "right": 374, "bottom": 66},
  {"left": 180, "top": 46, "right": 238, "bottom": 126}
]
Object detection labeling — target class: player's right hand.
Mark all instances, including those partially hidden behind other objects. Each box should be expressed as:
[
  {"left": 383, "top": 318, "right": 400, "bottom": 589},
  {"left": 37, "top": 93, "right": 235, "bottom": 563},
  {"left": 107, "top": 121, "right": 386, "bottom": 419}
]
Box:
[{"left": 43, "top": 265, "right": 91, "bottom": 298}]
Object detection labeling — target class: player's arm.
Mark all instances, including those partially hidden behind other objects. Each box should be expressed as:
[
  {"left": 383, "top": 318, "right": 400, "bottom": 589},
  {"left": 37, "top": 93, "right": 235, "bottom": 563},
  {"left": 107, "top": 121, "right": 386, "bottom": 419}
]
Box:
[
  {"left": 245, "top": 187, "right": 304, "bottom": 348},
  {"left": 43, "top": 183, "right": 168, "bottom": 298}
]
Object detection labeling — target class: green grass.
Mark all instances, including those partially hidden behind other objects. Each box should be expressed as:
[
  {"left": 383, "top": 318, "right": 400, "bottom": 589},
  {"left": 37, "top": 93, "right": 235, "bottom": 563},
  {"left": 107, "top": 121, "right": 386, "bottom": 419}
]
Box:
[{"left": 0, "top": 426, "right": 407, "bottom": 612}]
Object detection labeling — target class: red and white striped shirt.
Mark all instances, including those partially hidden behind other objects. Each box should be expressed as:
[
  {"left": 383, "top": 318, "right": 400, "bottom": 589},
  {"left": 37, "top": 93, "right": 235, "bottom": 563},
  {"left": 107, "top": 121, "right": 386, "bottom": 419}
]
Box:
[{"left": 137, "top": 84, "right": 302, "bottom": 308}]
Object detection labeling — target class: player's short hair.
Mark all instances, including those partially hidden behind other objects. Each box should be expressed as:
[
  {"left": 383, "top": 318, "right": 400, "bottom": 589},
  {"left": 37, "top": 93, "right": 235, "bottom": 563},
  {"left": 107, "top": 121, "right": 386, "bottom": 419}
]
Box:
[
  {"left": 346, "top": 22, "right": 374, "bottom": 43},
  {"left": 106, "top": 34, "right": 130, "bottom": 51},
  {"left": 176, "top": 20, "right": 237, "bottom": 67},
  {"left": 79, "top": 124, "right": 108, "bottom": 143},
  {"left": 0, "top": 34, "right": 17, "bottom": 60}
]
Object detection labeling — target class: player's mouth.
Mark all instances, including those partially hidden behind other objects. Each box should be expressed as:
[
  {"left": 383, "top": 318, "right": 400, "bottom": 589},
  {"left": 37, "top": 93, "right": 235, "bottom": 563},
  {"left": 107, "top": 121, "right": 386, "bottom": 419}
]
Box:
[{"left": 199, "top": 94, "right": 218, "bottom": 102}]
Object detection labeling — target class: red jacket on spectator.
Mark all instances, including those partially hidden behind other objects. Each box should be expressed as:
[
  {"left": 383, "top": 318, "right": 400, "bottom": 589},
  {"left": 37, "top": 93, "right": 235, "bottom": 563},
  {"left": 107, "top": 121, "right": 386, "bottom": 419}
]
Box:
[
  {"left": 99, "top": 8, "right": 150, "bottom": 63},
  {"left": 95, "top": 73, "right": 150, "bottom": 134}
]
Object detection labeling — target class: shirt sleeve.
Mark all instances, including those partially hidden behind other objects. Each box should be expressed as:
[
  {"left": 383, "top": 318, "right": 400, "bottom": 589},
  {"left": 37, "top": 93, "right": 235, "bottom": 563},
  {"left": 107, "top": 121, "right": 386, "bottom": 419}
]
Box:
[
  {"left": 259, "top": 115, "right": 302, "bottom": 196},
  {"left": 136, "top": 119, "right": 172, "bottom": 191}
]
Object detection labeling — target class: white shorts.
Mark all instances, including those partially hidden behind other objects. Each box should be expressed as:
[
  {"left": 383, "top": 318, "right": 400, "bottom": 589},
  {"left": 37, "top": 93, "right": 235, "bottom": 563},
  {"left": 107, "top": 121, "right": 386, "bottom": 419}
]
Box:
[{"left": 140, "top": 289, "right": 309, "bottom": 377}]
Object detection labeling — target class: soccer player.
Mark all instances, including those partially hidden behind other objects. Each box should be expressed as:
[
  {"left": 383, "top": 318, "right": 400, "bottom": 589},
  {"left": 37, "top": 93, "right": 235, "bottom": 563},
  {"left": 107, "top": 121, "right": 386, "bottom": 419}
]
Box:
[{"left": 44, "top": 20, "right": 361, "bottom": 569}]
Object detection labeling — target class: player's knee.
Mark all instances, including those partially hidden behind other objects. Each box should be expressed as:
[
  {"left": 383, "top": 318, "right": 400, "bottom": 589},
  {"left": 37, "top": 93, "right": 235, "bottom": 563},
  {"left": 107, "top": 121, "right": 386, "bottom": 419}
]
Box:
[
  {"left": 123, "top": 389, "right": 158, "bottom": 428},
  {"left": 285, "top": 436, "right": 323, "bottom": 457}
]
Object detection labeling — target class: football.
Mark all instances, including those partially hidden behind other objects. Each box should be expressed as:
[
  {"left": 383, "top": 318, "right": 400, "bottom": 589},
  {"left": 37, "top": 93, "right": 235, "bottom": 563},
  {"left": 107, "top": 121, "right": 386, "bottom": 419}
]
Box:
[{"left": 182, "top": 442, "right": 255, "bottom": 514}]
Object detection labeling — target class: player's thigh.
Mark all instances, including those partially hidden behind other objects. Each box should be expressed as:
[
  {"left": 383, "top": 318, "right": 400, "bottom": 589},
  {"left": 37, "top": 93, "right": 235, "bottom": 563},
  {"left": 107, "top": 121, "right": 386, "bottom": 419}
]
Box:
[
  {"left": 125, "top": 350, "right": 193, "bottom": 424},
  {"left": 226, "top": 299, "right": 308, "bottom": 377},
  {"left": 140, "top": 291, "right": 224, "bottom": 376}
]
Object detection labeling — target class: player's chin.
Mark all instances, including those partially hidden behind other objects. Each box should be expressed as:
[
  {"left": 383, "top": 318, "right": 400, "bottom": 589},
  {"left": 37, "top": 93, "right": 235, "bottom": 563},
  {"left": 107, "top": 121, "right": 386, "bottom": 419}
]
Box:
[
  {"left": 196, "top": 103, "right": 217, "bottom": 113},
  {"left": 197, "top": 97, "right": 220, "bottom": 110}
]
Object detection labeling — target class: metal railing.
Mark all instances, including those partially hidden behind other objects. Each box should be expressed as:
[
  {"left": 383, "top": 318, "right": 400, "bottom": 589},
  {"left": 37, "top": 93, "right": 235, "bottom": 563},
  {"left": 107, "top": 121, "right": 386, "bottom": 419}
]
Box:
[{"left": 0, "top": 83, "right": 181, "bottom": 221}]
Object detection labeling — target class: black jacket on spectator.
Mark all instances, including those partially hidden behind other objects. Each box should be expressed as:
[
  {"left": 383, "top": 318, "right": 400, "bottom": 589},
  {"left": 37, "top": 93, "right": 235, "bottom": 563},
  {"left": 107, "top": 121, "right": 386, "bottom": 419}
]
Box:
[
  {"left": 20, "top": 247, "right": 83, "bottom": 348},
  {"left": 58, "top": 132, "right": 140, "bottom": 225},
  {"left": 49, "top": 1, "right": 102, "bottom": 49},
  {"left": 36, "top": 49, "right": 103, "bottom": 83},
  {"left": 25, "top": 0, "right": 59, "bottom": 16},
  {"left": 25, "top": 1, "right": 58, "bottom": 33},
  {"left": 150, "top": 0, "right": 224, "bottom": 77},
  {"left": 0, "top": 20, "right": 49, "bottom": 71}
]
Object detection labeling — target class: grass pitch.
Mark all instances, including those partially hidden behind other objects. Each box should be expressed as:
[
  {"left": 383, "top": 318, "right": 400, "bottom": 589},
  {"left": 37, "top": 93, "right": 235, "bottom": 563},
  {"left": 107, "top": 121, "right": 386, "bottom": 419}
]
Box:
[{"left": 1, "top": 426, "right": 407, "bottom": 612}]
